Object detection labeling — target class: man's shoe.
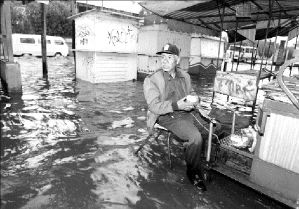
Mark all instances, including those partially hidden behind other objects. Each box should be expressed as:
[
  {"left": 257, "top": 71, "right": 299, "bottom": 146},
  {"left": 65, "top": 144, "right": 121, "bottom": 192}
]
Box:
[
  {"left": 192, "top": 174, "right": 207, "bottom": 191},
  {"left": 186, "top": 167, "right": 207, "bottom": 192}
]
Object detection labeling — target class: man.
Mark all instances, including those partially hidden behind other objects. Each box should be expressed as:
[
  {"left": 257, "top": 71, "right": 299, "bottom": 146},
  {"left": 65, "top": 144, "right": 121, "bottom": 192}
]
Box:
[{"left": 143, "top": 43, "right": 210, "bottom": 191}]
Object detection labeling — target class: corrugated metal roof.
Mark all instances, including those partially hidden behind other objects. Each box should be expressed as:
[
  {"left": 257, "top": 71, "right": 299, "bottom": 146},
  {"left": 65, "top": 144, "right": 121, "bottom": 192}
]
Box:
[{"left": 140, "top": 0, "right": 299, "bottom": 41}]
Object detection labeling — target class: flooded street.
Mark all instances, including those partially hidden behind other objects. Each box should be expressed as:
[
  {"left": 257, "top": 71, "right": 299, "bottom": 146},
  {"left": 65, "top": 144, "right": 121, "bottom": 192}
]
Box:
[{"left": 1, "top": 57, "right": 289, "bottom": 209}]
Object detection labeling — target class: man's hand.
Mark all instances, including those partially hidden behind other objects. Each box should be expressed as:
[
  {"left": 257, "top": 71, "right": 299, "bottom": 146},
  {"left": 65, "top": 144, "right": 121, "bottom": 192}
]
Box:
[
  {"left": 177, "top": 97, "right": 194, "bottom": 111},
  {"left": 186, "top": 95, "right": 200, "bottom": 104}
]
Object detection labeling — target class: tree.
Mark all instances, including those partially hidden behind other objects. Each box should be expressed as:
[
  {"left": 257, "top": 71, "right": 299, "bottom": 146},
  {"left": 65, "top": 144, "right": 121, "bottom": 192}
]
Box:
[
  {"left": 11, "top": 1, "right": 72, "bottom": 38},
  {"left": 11, "top": 2, "right": 34, "bottom": 34},
  {"left": 46, "top": 1, "right": 72, "bottom": 37}
]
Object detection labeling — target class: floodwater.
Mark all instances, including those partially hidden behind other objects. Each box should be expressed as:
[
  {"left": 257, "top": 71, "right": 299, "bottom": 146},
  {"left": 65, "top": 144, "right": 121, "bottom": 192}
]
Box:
[{"left": 0, "top": 57, "right": 290, "bottom": 209}]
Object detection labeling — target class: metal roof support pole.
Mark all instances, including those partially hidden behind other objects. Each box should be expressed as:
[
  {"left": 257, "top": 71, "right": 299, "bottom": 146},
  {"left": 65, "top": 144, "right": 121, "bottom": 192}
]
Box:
[
  {"left": 231, "top": 18, "right": 239, "bottom": 71},
  {"left": 236, "top": 40, "right": 243, "bottom": 71},
  {"left": 250, "top": 40, "right": 259, "bottom": 70},
  {"left": 251, "top": 0, "right": 273, "bottom": 124},
  {"left": 284, "top": 34, "right": 290, "bottom": 61},
  {"left": 294, "top": 29, "right": 299, "bottom": 49},
  {"left": 270, "top": 8, "right": 282, "bottom": 73},
  {"left": 250, "top": 37, "right": 257, "bottom": 70},
  {"left": 288, "top": 27, "right": 299, "bottom": 76},
  {"left": 249, "top": 34, "right": 255, "bottom": 69},
  {"left": 258, "top": 0, "right": 273, "bottom": 75},
  {"left": 249, "top": 40, "right": 256, "bottom": 69},
  {"left": 236, "top": 0, "right": 248, "bottom": 72},
  {"left": 264, "top": 39, "right": 272, "bottom": 77},
  {"left": 71, "top": 0, "right": 77, "bottom": 80},
  {"left": 216, "top": 0, "right": 225, "bottom": 71},
  {"left": 41, "top": 2, "right": 48, "bottom": 77},
  {"left": 265, "top": 39, "right": 272, "bottom": 72},
  {"left": 212, "top": 0, "right": 225, "bottom": 103},
  {"left": 1, "top": 1, "right": 14, "bottom": 62},
  {"left": 293, "top": 27, "right": 299, "bottom": 75},
  {"left": 250, "top": 6, "right": 262, "bottom": 71}
]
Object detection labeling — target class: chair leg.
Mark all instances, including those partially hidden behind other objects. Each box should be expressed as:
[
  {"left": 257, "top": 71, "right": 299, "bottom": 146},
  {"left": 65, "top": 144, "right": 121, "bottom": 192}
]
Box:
[
  {"left": 135, "top": 133, "right": 154, "bottom": 155},
  {"left": 167, "top": 132, "right": 172, "bottom": 169},
  {"left": 154, "top": 130, "right": 163, "bottom": 144},
  {"left": 203, "top": 121, "right": 215, "bottom": 183},
  {"left": 206, "top": 121, "right": 214, "bottom": 162}
]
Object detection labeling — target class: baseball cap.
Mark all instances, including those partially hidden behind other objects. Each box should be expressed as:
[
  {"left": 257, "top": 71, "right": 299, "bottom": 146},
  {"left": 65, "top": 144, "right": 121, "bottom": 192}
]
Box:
[{"left": 156, "top": 43, "right": 180, "bottom": 56}]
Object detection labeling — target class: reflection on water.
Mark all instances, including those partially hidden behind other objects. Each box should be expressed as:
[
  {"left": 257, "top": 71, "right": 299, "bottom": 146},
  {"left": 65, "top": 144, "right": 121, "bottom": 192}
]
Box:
[{"left": 0, "top": 57, "right": 287, "bottom": 209}]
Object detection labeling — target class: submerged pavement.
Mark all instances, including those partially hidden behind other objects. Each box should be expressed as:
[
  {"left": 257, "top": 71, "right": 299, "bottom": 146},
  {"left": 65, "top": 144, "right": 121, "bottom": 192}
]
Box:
[{"left": 0, "top": 57, "right": 289, "bottom": 209}]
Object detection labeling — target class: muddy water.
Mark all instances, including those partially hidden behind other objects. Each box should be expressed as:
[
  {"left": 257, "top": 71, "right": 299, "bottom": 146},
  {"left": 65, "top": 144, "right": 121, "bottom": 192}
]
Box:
[{"left": 0, "top": 57, "right": 289, "bottom": 209}]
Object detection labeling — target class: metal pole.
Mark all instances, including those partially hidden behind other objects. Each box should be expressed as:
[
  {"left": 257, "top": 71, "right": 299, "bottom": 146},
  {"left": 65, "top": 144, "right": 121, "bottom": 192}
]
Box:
[
  {"left": 236, "top": 40, "right": 243, "bottom": 71},
  {"left": 286, "top": 28, "right": 298, "bottom": 77},
  {"left": 251, "top": 40, "right": 259, "bottom": 70},
  {"left": 41, "top": 3, "right": 48, "bottom": 77},
  {"left": 270, "top": 9, "right": 281, "bottom": 73},
  {"left": 71, "top": 0, "right": 76, "bottom": 79},
  {"left": 265, "top": 39, "right": 272, "bottom": 76},
  {"left": 250, "top": 42, "right": 255, "bottom": 70},
  {"left": 250, "top": 6, "right": 262, "bottom": 71},
  {"left": 258, "top": 0, "right": 273, "bottom": 77},
  {"left": 216, "top": 0, "right": 224, "bottom": 71},
  {"left": 231, "top": 110, "right": 236, "bottom": 135},
  {"left": 3, "top": 1, "right": 14, "bottom": 62},
  {"left": 206, "top": 121, "right": 213, "bottom": 162},
  {"left": 289, "top": 27, "right": 299, "bottom": 76},
  {"left": 294, "top": 29, "right": 299, "bottom": 49},
  {"left": 251, "top": 0, "right": 273, "bottom": 123},
  {"left": 231, "top": 18, "right": 239, "bottom": 71}
]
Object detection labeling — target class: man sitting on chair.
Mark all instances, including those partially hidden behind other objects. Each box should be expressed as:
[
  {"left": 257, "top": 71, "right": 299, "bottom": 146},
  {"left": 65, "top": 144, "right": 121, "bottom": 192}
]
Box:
[{"left": 143, "top": 43, "right": 212, "bottom": 191}]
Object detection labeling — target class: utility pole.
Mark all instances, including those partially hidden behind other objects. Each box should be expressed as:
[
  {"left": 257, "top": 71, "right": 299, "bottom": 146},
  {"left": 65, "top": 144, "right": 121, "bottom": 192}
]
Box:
[
  {"left": 41, "top": 2, "right": 48, "bottom": 77},
  {"left": 71, "top": 0, "right": 77, "bottom": 76},
  {"left": 0, "top": 0, "right": 22, "bottom": 93}
]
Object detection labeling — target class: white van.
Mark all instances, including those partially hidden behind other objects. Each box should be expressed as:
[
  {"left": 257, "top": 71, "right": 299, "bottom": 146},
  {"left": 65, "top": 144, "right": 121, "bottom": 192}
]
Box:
[{"left": 12, "top": 33, "right": 69, "bottom": 57}]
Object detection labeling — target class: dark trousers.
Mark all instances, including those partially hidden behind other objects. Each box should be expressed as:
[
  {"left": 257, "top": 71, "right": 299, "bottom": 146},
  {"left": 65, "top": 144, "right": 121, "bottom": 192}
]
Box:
[{"left": 157, "top": 110, "right": 210, "bottom": 171}]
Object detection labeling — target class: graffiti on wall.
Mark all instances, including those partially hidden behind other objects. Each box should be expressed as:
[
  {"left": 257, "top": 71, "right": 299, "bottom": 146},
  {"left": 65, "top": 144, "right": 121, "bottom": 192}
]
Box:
[
  {"left": 77, "top": 25, "right": 92, "bottom": 46},
  {"left": 214, "top": 71, "right": 257, "bottom": 101},
  {"left": 107, "top": 26, "right": 136, "bottom": 46}
]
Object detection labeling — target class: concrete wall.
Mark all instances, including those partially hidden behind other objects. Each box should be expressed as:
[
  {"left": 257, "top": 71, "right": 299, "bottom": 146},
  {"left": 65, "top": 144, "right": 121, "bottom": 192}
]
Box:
[{"left": 0, "top": 61, "right": 22, "bottom": 92}]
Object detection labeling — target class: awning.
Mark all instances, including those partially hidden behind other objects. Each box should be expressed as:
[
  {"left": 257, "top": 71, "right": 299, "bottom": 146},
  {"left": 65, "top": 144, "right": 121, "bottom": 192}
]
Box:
[{"left": 140, "top": 0, "right": 299, "bottom": 42}]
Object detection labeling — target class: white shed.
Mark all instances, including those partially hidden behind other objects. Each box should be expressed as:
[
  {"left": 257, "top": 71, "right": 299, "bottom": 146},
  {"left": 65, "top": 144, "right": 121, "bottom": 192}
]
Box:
[
  {"left": 137, "top": 24, "right": 191, "bottom": 77},
  {"left": 70, "top": 9, "right": 141, "bottom": 83},
  {"left": 189, "top": 33, "right": 225, "bottom": 75}
]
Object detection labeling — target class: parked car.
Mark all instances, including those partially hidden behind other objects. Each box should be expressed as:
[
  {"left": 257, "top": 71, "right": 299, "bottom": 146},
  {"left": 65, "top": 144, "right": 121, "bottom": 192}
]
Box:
[{"left": 12, "top": 33, "right": 69, "bottom": 57}]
